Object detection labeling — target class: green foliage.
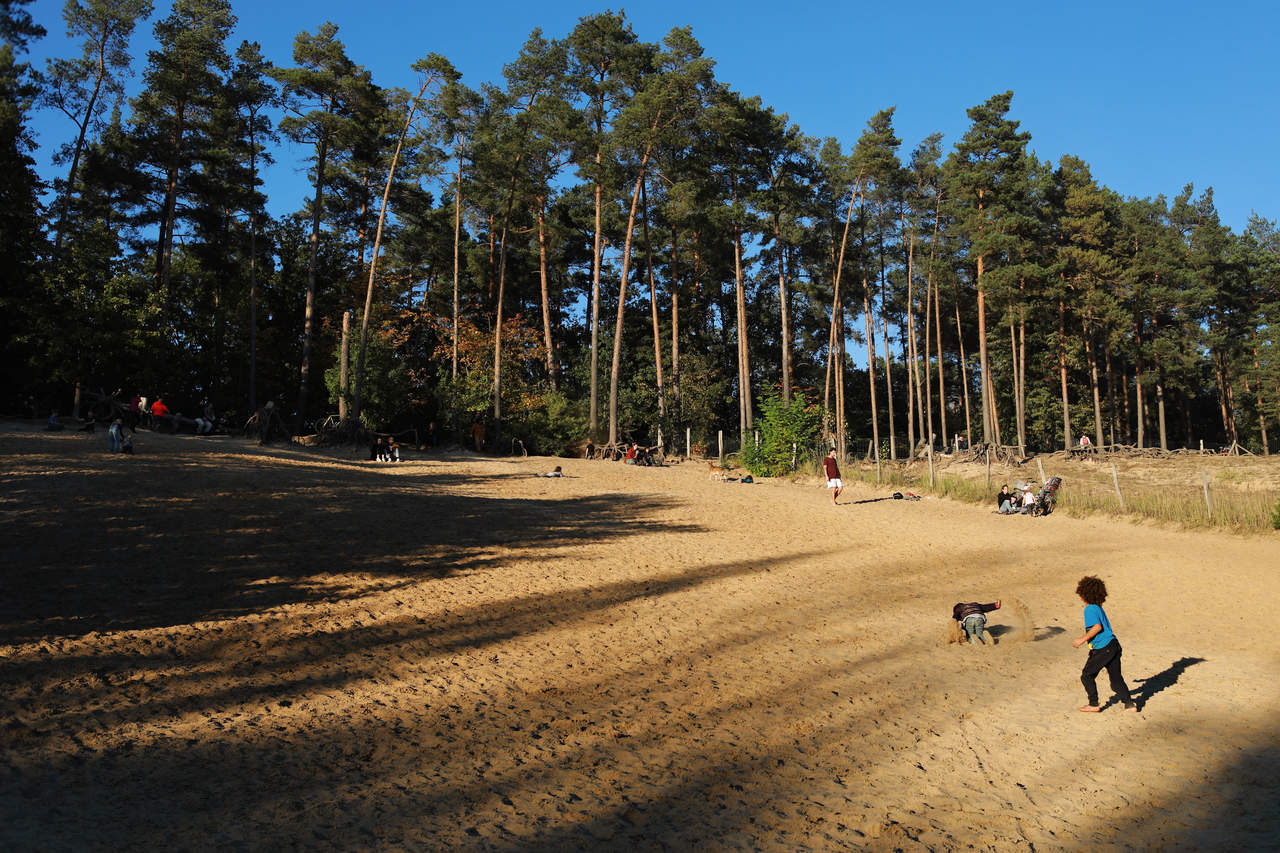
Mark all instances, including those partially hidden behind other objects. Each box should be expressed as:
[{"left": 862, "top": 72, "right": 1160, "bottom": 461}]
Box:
[
  {"left": 741, "top": 393, "right": 821, "bottom": 477},
  {"left": 509, "top": 390, "right": 587, "bottom": 457},
  {"left": 324, "top": 327, "right": 407, "bottom": 429},
  {"left": 1271, "top": 499, "right": 1280, "bottom": 531}
]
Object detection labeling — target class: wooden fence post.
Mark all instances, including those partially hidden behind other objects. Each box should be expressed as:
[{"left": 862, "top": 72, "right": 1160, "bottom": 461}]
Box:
[
  {"left": 718, "top": 430, "right": 724, "bottom": 464},
  {"left": 927, "top": 444, "right": 935, "bottom": 489},
  {"left": 1110, "top": 462, "right": 1125, "bottom": 511},
  {"left": 1037, "top": 456, "right": 1047, "bottom": 486},
  {"left": 686, "top": 426, "right": 691, "bottom": 460},
  {"left": 1202, "top": 470, "right": 1213, "bottom": 521}
]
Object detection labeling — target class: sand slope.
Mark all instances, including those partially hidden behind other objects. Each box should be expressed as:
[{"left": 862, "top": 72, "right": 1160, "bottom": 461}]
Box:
[{"left": 2, "top": 425, "right": 1277, "bottom": 850}]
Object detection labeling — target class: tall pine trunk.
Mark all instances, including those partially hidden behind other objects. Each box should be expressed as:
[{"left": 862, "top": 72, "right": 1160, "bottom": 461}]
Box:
[
  {"left": 776, "top": 217, "right": 792, "bottom": 404},
  {"left": 452, "top": 141, "right": 462, "bottom": 380},
  {"left": 1058, "top": 296, "right": 1072, "bottom": 449},
  {"left": 296, "top": 128, "right": 330, "bottom": 432},
  {"left": 537, "top": 204, "right": 557, "bottom": 391},
  {"left": 608, "top": 149, "right": 654, "bottom": 447},
  {"left": 354, "top": 87, "right": 424, "bottom": 422},
  {"left": 638, "top": 180, "right": 664, "bottom": 430},
  {"left": 953, "top": 294, "right": 972, "bottom": 447}
]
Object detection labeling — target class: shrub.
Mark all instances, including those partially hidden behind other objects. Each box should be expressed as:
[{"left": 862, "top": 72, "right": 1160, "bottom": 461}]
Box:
[{"left": 741, "top": 394, "right": 822, "bottom": 478}]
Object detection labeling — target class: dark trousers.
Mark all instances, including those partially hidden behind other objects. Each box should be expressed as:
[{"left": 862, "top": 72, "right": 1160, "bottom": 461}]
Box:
[{"left": 1081, "top": 639, "right": 1134, "bottom": 707}]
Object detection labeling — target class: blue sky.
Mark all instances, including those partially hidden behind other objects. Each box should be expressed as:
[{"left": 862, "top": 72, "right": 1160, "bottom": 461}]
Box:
[{"left": 23, "top": 0, "right": 1280, "bottom": 232}]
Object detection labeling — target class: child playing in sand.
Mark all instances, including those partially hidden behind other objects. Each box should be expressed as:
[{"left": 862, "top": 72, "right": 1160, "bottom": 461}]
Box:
[
  {"left": 1071, "top": 575, "right": 1138, "bottom": 713},
  {"left": 952, "top": 600, "right": 1001, "bottom": 644}
]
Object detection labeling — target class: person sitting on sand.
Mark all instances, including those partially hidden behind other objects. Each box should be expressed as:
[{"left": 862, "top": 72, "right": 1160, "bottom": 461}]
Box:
[
  {"left": 995, "top": 484, "right": 1014, "bottom": 514},
  {"left": 952, "top": 600, "right": 1001, "bottom": 644},
  {"left": 1072, "top": 575, "right": 1138, "bottom": 713},
  {"left": 370, "top": 436, "right": 385, "bottom": 461},
  {"left": 386, "top": 437, "right": 401, "bottom": 462},
  {"left": 822, "top": 449, "right": 842, "bottom": 505},
  {"left": 585, "top": 440, "right": 595, "bottom": 460},
  {"left": 45, "top": 410, "right": 65, "bottom": 432},
  {"left": 624, "top": 443, "right": 639, "bottom": 464},
  {"left": 1020, "top": 484, "right": 1037, "bottom": 514}
]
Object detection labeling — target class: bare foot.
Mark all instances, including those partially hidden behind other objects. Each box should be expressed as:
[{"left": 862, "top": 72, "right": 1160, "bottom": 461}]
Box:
[
  {"left": 1123, "top": 705, "right": 1139, "bottom": 713},
  {"left": 1077, "top": 705, "right": 1102, "bottom": 713}
]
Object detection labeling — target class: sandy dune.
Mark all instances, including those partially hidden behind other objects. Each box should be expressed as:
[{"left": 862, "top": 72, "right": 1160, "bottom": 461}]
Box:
[{"left": 2, "top": 424, "right": 1277, "bottom": 850}]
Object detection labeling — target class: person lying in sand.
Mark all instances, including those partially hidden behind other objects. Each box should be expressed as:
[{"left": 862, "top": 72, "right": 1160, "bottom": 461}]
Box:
[{"left": 540, "top": 466, "right": 564, "bottom": 478}]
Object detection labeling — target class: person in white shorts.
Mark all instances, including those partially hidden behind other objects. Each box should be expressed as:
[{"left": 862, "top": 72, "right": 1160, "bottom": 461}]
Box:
[{"left": 822, "top": 448, "right": 843, "bottom": 505}]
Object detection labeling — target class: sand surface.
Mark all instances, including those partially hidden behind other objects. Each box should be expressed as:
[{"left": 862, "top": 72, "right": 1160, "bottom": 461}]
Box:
[{"left": 2, "top": 424, "right": 1278, "bottom": 851}]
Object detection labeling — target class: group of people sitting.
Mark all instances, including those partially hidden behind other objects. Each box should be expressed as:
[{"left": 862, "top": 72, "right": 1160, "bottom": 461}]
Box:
[
  {"left": 369, "top": 436, "right": 401, "bottom": 462},
  {"left": 995, "top": 482, "right": 1039, "bottom": 515},
  {"left": 584, "top": 440, "right": 661, "bottom": 465},
  {"left": 138, "top": 396, "right": 219, "bottom": 434}
]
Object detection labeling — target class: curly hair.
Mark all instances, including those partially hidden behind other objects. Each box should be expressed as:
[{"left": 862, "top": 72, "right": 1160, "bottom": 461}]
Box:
[{"left": 1076, "top": 575, "right": 1108, "bottom": 605}]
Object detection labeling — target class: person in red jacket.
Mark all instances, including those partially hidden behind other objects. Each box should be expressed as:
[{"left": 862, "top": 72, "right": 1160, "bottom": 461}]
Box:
[{"left": 150, "top": 397, "right": 172, "bottom": 431}]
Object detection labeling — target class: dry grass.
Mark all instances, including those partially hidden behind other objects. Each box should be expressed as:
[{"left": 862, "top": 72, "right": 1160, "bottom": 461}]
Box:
[{"left": 838, "top": 451, "right": 1280, "bottom": 534}]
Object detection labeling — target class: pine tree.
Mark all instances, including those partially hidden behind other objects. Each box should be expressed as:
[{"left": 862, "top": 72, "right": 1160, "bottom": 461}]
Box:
[
  {"left": 944, "top": 91, "right": 1031, "bottom": 446},
  {"left": 43, "top": 0, "right": 154, "bottom": 252}
]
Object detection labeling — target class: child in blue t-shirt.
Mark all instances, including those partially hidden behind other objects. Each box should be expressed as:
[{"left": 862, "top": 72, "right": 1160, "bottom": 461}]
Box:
[{"left": 1071, "top": 576, "right": 1138, "bottom": 713}]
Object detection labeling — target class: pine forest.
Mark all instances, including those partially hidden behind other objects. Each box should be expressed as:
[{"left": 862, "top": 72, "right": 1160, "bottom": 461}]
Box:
[{"left": 5, "top": 0, "right": 1280, "bottom": 460}]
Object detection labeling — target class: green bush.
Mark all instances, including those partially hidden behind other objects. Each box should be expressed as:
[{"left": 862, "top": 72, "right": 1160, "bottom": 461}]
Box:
[
  {"left": 741, "top": 394, "right": 822, "bottom": 478},
  {"left": 1272, "top": 499, "right": 1280, "bottom": 531}
]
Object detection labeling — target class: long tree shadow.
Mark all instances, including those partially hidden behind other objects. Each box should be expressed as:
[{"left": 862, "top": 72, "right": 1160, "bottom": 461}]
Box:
[
  {"left": 0, "top": 590, "right": 922, "bottom": 850},
  {"left": 0, "top": 433, "right": 700, "bottom": 644}
]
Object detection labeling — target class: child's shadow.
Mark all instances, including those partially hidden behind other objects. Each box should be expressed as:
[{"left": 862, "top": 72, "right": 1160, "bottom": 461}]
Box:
[{"left": 1128, "top": 656, "right": 1206, "bottom": 709}]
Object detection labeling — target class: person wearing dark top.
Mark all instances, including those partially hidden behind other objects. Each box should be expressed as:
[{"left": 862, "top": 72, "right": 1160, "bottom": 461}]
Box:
[
  {"left": 822, "top": 449, "right": 842, "bottom": 505},
  {"left": 995, "top": 484, "right": 1015, "bottom": 514},
  {"left": 952, "top": 600, "right": 1002, "bottom": 644}
]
